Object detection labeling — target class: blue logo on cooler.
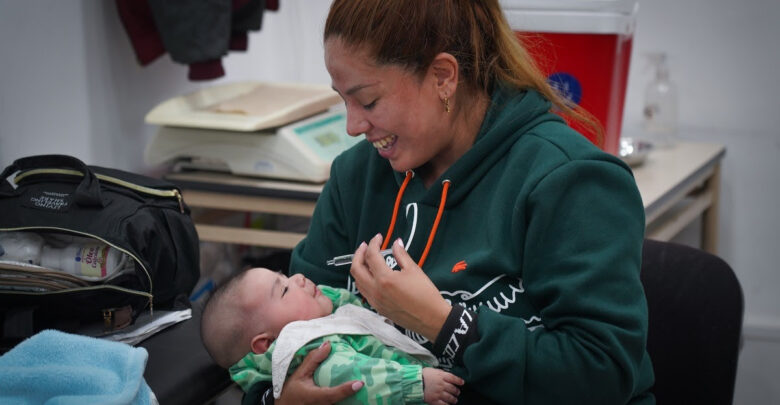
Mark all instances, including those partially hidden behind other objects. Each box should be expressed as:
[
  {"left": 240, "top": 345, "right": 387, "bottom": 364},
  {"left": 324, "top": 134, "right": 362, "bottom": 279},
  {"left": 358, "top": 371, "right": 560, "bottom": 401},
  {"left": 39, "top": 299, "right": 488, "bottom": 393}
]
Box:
[{"left": 548, "top": 72, "right": 582, "bottom": 105}]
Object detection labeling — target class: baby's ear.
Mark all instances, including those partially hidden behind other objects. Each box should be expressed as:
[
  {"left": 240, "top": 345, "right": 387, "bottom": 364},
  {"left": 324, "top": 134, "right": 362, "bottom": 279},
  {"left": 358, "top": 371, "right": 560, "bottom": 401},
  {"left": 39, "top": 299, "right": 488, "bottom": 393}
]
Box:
[{"left": 250, "top": 332, "right": 274, "bottom": 354}]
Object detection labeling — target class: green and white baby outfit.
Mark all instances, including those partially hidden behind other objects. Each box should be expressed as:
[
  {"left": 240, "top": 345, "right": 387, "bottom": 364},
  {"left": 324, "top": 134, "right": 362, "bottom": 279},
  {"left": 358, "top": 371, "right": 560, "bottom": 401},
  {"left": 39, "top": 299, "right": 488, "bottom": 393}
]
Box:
[{"left": 229, "top": 285, "right": 437, "bottom": 405}]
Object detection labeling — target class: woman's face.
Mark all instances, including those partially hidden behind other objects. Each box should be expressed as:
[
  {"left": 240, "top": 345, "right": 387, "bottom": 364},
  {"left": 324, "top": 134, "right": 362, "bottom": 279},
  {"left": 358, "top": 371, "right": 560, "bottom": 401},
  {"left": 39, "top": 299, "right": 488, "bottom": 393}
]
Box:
[{"left": 324, "top": 38, "right": 452, "bottom": 175}]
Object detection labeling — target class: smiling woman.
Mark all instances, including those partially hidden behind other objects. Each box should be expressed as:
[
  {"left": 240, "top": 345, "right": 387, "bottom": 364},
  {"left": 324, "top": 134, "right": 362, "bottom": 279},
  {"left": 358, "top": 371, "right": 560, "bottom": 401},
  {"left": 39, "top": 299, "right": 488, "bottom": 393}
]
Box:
[
  {"left": 245, "top": 0, "right": 657, "bottom": 404},
  {"left": 324, "top": 38, "right": 483, "bottom": 186}
]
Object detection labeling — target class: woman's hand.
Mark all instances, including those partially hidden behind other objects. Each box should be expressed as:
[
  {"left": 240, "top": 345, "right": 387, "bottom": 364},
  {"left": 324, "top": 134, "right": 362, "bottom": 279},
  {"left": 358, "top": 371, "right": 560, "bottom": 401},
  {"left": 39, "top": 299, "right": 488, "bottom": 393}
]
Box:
[
  {"left": 276, "top": 341, "right": 363, "bottom": 405},
  {"left": 350, "top": 234, "right": 452, "bottom": 341}
]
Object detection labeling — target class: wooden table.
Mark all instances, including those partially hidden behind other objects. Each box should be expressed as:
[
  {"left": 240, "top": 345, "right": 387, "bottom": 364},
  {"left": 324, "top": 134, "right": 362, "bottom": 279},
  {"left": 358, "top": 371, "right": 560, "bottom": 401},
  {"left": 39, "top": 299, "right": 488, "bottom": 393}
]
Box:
[
  {"left": 632, "top": 142, "right": 725, "bottom": 254},
  {"left": 166, "top": 171, "right": 322, "bottom": 250},
  {"left": 166, "top": 141, "right": 726, "bottom": 254}
]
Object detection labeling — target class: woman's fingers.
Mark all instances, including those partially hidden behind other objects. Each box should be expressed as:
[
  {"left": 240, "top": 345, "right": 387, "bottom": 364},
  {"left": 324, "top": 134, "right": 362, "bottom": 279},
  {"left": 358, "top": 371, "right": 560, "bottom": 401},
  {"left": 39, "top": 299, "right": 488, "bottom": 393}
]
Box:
[
  {"left": 349, "top": 234, "right": 451, "bottom": 339},
  {"left": 349, "top": 241, "right": 368, "bottom": 277},
  {"left": 390, "top": 237, "right": 414, "bottom": 270},
  {"left": 294, "top": 340, "right": 332, "bottom": 378},
  {"left": 349, "top": 241, "right": 370, "bottom": 296},
  {"left": 365, "top": 233, "right": 389, "bottom": 270},
  {"left": 279, "top": 340, "right": 363, "bottom": 405},
  {"left": 350, "top": 234, "right": 391, "bottom": 295}
]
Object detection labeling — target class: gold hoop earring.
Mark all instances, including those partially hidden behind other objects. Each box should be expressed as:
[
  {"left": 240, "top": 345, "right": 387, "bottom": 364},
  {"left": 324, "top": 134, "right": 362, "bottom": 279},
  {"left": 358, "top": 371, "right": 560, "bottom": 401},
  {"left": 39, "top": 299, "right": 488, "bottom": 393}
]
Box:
[{"left": 444, "top": 97, "right": 451, "bottom": 113}]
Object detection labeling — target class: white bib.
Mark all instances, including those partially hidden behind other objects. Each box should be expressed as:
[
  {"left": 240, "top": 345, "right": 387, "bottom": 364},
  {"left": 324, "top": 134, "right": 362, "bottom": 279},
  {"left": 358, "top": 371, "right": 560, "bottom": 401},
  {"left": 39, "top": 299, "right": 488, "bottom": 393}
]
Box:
[{"left": 271, "top": 304, "right": 437, "bottom": 398}]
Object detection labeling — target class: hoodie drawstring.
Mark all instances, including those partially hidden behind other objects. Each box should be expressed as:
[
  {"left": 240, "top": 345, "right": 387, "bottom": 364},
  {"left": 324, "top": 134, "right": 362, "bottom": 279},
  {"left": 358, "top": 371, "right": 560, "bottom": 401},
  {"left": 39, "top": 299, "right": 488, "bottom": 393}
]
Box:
[
  {"left": 381, "top": 171, "right": 450, "bottom": 268},
  {"left": 381, "top": 170, "right": 413, "bottom": 251}
]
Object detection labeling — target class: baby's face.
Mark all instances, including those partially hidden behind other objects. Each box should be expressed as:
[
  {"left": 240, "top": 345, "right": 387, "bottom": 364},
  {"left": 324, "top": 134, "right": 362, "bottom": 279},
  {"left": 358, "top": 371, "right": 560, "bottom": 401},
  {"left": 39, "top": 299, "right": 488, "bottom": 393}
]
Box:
[{"left": 241, "top": 268, "right": 334, "bottom": 337}]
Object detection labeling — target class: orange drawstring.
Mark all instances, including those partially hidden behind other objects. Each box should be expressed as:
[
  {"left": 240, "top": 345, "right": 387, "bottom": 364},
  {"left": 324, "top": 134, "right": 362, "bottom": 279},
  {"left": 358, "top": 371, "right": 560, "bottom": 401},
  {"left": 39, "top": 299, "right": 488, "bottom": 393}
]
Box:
[
  {"left": 417, "top": 180, "right": 450, "bottom": 268},
  {"left": 381, "top": 171, "right": 413, "bottom": 250},
  {"left": 381, "top": 171, "right": 450, "bottom": 269}
]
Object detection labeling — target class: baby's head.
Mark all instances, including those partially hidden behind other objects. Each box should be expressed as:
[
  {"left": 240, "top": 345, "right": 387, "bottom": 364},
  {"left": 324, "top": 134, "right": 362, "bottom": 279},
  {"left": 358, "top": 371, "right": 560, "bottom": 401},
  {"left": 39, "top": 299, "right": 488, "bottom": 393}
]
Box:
[{"left": 201, "top": 267, "right": 334, "bottom": 368}]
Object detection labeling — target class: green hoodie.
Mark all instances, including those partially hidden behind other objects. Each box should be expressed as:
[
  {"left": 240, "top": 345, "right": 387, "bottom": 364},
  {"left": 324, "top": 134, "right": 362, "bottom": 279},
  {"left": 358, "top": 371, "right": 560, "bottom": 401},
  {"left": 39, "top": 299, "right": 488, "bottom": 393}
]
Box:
[{"left": 291, "top": 84, "right": 655, "bottom": 404}]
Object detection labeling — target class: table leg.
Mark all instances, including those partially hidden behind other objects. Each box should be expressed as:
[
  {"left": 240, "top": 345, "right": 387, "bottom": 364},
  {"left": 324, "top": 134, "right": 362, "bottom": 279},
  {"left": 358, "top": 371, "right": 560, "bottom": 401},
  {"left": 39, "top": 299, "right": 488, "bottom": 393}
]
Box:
[{"left": 701, "top": 164, "right": 721, "bottom": 254}]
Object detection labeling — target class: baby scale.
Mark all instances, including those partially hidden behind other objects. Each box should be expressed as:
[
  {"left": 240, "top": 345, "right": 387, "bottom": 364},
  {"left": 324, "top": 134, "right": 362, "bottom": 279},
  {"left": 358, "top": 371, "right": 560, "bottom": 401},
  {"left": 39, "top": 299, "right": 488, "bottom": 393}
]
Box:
[{"left": 144, "top": 81, "right": 361, "bottom": 183}]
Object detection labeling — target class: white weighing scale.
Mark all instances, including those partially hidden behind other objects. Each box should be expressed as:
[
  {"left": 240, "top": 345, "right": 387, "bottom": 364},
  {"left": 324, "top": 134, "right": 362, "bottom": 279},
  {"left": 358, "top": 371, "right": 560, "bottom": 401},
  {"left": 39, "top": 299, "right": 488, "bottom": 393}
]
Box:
[{"left": 144, "top": 81, "right": 362, "bottom": 183}]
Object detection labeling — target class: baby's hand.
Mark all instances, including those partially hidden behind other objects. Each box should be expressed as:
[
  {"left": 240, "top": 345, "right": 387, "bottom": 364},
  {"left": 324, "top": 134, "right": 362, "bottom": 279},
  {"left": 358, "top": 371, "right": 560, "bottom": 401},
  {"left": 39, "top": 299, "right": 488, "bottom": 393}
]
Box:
[{"left": 422, "top": 367, "right": 464, "bottom": 405}]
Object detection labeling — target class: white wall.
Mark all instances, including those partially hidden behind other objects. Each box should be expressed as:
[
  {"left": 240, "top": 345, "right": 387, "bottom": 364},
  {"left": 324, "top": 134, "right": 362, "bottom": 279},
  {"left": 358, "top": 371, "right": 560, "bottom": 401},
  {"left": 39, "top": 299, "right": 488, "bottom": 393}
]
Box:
[
  {"left": 0, "top": 0, "right": 333, "bottom": 171},
  {"left": 621, "top": 1, "right": 780, "bottom": 402},
  {"left": 1, "top": 0, "right": 778, "bottom": 402},
  {"left": 625, "top": 0, "right": 780, "bottom": 309}
]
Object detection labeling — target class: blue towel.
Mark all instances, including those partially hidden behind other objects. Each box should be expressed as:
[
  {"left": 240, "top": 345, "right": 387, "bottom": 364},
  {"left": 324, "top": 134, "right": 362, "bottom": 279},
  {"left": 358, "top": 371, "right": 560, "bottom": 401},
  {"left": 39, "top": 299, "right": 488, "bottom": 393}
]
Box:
[{"left": 0, "top": 329, "right": 154, "bottom": 405}]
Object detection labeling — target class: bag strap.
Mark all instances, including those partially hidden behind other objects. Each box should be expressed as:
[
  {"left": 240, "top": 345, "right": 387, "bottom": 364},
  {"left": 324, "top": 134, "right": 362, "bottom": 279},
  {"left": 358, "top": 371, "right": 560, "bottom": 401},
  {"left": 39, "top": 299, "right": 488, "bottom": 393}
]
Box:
[{"left": 0, "top": 155, "right": 104, "bottom": 207}]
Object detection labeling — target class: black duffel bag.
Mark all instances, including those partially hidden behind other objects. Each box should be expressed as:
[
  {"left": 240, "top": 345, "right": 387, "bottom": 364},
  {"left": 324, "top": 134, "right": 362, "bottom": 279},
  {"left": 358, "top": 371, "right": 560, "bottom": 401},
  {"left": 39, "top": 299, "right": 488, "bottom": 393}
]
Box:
[{"left": 0, "top": 155, "right": 199, "bottom": 344}]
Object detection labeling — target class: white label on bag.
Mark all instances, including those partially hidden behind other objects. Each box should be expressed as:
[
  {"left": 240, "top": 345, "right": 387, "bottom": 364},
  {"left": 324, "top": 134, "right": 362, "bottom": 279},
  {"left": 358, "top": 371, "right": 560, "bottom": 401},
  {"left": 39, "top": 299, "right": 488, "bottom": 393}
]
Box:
[{"left": 23, "top": 190, "right": 71, "bottom": 212}]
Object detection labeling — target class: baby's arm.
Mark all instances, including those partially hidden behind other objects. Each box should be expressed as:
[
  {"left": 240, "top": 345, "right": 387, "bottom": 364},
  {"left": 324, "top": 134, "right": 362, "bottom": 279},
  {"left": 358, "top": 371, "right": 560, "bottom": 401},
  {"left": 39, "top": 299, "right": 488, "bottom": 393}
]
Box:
[
  {"left": 305, "top": 338, "right": 429, "bottom": 404},
  {"left": 422, "top": 367, "right": 464, "bottom": 405}
]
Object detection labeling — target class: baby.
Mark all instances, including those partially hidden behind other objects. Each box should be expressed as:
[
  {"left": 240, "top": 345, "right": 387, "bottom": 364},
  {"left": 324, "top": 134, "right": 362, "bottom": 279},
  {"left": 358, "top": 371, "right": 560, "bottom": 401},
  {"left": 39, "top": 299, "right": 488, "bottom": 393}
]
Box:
[{"left": 201, "top": 267, "right": 463, "bottom": 404}]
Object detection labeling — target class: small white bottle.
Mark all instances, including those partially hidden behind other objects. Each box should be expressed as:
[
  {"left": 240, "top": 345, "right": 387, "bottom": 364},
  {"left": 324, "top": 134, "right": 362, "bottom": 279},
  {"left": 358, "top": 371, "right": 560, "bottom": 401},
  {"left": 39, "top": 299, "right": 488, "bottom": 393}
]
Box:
[
  {"left": 41, "top": 243, "right": 127, "bottom": 278},
  {"left": 0, "top": 232, "right": 45, "bottom": 265},
  {"left": 642, "top": 52, "right": 678, "bottom": 148}
]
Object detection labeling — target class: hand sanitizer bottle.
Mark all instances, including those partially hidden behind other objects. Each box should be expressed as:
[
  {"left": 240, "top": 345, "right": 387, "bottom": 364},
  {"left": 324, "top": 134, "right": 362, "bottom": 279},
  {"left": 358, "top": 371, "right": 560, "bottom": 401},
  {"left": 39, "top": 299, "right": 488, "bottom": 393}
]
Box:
[{"left": 642, "top": 52, "right": 678, "bottom": 148}]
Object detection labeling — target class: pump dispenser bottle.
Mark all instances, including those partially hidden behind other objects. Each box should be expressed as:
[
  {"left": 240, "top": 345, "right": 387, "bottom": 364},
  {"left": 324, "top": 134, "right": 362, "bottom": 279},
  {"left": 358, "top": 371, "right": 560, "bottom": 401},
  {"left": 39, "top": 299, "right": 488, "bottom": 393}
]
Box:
[{"left": 643, "top": 52, "right": 678, "bottom": 147}]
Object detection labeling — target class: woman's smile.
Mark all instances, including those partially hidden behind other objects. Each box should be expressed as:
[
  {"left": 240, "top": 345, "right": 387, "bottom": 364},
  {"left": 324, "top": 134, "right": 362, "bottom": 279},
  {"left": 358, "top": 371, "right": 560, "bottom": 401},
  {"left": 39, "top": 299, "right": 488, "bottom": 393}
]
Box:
[{"left": 371, "top": 134, "right": 398, "bottom": 156}]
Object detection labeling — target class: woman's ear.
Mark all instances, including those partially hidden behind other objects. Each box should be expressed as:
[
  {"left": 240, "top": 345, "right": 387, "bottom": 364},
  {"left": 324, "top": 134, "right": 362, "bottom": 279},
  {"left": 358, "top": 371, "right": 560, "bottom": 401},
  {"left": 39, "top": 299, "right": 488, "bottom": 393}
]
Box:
[
  {"left": 250, "top": 332, "right": 274, "bottom": 355},
  {"left": 429, "top": 52, "right": 459, "bottom": 99}
]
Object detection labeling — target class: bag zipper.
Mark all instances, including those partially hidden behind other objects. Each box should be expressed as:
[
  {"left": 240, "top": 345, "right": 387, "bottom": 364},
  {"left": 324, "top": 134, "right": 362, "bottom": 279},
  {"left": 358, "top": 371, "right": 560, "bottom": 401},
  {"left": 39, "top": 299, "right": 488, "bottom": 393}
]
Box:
[
  {"left": 103, "top": 306, "right": 133, "bottom": 331},
  {"left": 14, "top": 168, "right": 185, "bottom": 213},
  {"left": 0, "top": 226, "right": 154, "bottom": 315},
  {"left": 104, "top": 308, "right": 114, "bottom": 330}
]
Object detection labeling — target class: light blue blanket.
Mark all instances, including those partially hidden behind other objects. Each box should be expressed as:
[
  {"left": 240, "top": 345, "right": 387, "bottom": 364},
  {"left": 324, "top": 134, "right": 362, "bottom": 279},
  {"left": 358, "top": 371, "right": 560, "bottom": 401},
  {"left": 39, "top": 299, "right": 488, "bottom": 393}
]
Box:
[{"left": 0, "top": 329, "right": 155, "bottom": 405}]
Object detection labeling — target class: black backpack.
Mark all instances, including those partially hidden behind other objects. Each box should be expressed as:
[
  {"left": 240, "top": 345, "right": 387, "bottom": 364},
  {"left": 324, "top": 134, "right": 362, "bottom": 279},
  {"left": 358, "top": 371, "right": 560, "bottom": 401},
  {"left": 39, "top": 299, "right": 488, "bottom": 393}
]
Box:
[{"left": 0, "top": 155, "right": 199, "bottom": 344}]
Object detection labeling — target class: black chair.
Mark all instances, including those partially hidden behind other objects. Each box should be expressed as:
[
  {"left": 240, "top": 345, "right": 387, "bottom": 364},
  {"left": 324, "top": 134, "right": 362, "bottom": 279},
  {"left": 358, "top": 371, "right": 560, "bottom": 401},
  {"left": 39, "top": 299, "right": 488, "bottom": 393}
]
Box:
[{"left": 640, "top": 239, "right": 744, "bottom": 405}]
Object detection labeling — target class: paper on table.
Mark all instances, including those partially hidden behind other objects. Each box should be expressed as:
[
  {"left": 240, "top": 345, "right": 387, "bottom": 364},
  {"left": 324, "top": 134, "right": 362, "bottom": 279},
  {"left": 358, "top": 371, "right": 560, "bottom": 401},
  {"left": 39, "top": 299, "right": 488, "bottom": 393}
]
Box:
[{"left": 103, "top": 309, "right": 192, "bottom": 346}]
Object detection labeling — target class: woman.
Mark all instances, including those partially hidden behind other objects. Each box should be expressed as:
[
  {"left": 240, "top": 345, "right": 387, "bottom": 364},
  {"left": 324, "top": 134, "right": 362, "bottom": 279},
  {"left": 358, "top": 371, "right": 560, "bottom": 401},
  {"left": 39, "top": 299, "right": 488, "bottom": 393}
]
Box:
[{"left": 265, "top": 0, "right": 655, "bottom": 404}]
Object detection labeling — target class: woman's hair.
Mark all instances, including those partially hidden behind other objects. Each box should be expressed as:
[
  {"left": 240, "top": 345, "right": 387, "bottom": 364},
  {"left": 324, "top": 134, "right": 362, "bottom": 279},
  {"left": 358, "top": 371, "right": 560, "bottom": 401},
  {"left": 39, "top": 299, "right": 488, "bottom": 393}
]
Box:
[{"left": 324, "top": 0, "right": 603, "bottom": 144}]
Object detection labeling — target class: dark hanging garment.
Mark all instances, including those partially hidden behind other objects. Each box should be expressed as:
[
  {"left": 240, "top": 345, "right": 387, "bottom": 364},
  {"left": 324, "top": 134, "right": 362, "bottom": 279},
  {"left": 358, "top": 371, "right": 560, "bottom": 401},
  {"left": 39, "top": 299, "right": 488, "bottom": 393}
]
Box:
[{"left": 116, "top": 0, "right": 275, "bottom": 81}]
